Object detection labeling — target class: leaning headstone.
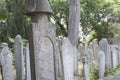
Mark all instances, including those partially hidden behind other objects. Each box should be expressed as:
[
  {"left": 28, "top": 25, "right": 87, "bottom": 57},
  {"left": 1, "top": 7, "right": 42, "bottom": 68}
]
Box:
[
  {"left": 99, "top": 38, "right": 110, "bottom": 67},
  {"left": 26, "top": 0, "right": 57, "bottom": 80},
  {"left": 25, "top": 43, "right": 31, "bottom": 80},
  {"left": 98, "top": 51, "right": 105, "bottom": 78},
  {"left": 62, "top": 38, "right": 74, "bottom": 80},
  {"left": 82, "top": 57, "right": 90, "bottom": 80},
  {"left": 0, "top": 43, "right": 14, "bottom": 80},
  {"left": 14, "top": 35, "right": 24, "bottom": 80},
  {"left": 111, "top": 45, "right": 119, "bottom": 68}
]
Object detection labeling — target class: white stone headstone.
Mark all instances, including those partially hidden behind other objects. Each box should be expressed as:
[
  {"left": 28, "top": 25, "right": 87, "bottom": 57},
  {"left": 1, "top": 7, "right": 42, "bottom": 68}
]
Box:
[
  {"left": 87, "top": 49, "right": 94, "bottom": 64},
  {"left": 92, "top": 39, "right": 100, "bottom": 60},
  {"left": 111, "top": 45, "right": 119, "bottom": 68},
  {"left": 14, "top": 35, "right": 24, "bottom": 80},
  {"left": 0, "top": 43, "right": 14, "bottom": 80},
  {"left": 99, "top": 38, "right": 110, "bottom": 67},
  {"left": 56, "top": 38, "right": 64, "bottom": 79},
  {"left": 98, "top": 51, "right": 105, "bottom": 78},
  {"left": 82, "top": 57, "right": 90, "bottom": 80},
  {"left": 25, "top": 43, "right": 31, "bottom": 80},
  {"left": 74, "top": 47, "right": 78, "bottom": 74},
  {"left": 78, "top": 43, "right": 85, "bottom": 61},
  {"left": 62, "top": 38, "right": 74, "bottom": 80},
  {"left": 113, "top": 36, "right": 120, "bottom": 64}
]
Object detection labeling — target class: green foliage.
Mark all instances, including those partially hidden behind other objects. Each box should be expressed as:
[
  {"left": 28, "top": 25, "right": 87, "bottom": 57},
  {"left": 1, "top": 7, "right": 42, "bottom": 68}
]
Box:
[
  {"left": 49, "top": 0, "right": 69, "bottom": 37},
  {"left": 80, "top": 0, "right": 115, "bottom": 41},
  {"left": 106, "top": 64, "right": 120, "bottom": 76},
  {"left": 89, "top": 62, "right": 99, "bottom": 80}
]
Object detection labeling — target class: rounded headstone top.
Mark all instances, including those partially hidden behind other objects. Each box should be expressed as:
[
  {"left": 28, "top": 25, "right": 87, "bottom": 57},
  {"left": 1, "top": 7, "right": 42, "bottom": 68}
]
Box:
[
  {"left": 1, "top": 43, "right": 8, "bottom": 48},
  {"left": 15, "top": 35, "right": 22, "bottom": 42},
  {"left": 26, "top": 0, "right": 52, "bottom": 15}
]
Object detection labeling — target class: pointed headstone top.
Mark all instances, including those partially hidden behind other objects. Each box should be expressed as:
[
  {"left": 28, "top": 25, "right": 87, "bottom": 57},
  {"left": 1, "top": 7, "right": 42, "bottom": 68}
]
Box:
[{"left": 26, "top": 0, "right": 52, "bottom": 15}]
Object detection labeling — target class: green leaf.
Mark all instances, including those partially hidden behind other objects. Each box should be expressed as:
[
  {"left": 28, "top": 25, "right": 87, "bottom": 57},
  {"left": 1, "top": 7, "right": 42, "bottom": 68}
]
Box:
[{"left": 0, "top": 13, "right": 6, "bottom": 19}]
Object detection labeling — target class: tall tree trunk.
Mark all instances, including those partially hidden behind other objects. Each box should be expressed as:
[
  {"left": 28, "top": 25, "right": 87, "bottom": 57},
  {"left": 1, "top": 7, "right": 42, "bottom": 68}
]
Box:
[{"left": 68, "top": 0, "right": 80, "bottom": 74}]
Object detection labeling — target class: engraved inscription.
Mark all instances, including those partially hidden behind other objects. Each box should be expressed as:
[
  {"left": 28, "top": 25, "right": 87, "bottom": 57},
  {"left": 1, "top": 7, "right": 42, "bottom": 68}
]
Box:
[{"left": 35, "top": 37, "right": 55, "bottom": 80}]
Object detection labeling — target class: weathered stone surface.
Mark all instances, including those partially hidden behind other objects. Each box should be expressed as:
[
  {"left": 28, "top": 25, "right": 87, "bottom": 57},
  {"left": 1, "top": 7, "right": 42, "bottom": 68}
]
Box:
[
  {"left": 0, "top": 43, "right": 14, "bottom": 80},
  {"left": 28, "top": 13, "right": 57, "bottom": 80},
  {"left": 111, "top": 45, "right": 119, "bottom": 68},
  {"left": 99, "top": 38, "right": 110, "bottom": 67},
  {"left": 82, "top": 57, "right": 90, "bottom": 80},
  {"left": 56, "top": 38, "right": 64, "bottom": 79},
  {"left": 87, "top": 49, "right": 94, "bottom": 64},
  {"left": 14, "top": 35, "right": 24, "bottom": 80},
  {"left": 74, "top": 47, "right": 78, "bottom": 74},
  {"left": 92, "top": 39, "right": 99, "bottom": 60},
  {"left": 62, "top": 38, "right": 74, "bottom": 80},
  {"left": 113, "top": 36, "right": 120, "bottom": 64},
  {"left": 100, "top": 76, "right": 120, "bottom": 80},
  {"left": 98, "top": 51, "right": 105, "bottom": 78},
  {"left": 78, "top": 43, "right": 85, "bottom": 61},
  {"left": 25, "top": 43, "right": 31, "bottom": 80},
  {"left": 26, "top": 0, "right": 52, "bottom": 14}
]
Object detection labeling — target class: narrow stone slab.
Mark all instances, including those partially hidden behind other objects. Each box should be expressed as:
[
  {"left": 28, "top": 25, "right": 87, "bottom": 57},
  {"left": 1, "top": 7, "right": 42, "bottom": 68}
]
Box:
[
  {"left": 14, "top": 35, "right": 24, "bottom": 80},
  {"left": 111, "top": 45, "right": 119, "bottom": 68},
  {"left": 99, "top": 38, "right": 110, "bottom": 67},
  {"left": 62, "top": 38, "right": 74, "bottom": 80},
  {"left": 0, "top": 43, "right": 14, "bottom": 80},
  {"left": 25, "top": 43, "right": 31, "bottom": 80},
  {"left": 98, "top": 51, "right": 105, "bottom": 78},
  {"left": 82, "top": 57, "right": 90, "bottom": 80}
]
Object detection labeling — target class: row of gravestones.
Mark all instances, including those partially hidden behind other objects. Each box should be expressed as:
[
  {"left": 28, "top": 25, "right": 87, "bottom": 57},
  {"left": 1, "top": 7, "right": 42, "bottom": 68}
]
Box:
[
  {"left": 78, "top": 36, "right": 120, "bottom": 80},
  {"left": 0, "top": 35, "right": 31, "bottom": 80},
  {"left": 0, "top": 35, "right": 76, "bottom": 80}
]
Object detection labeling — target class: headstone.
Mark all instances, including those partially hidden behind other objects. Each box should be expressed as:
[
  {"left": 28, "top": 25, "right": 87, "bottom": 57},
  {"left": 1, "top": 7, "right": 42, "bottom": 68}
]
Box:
[
  {"left": 98, "top": 51, "right": 105, "bottom": 78},
  {"left": 87, "top": 49, "right": 94, "bottom": 64},
  {"left": 82, "top": 57, "right": 90, "bottom": 80},
  {"left": 56, "top": 38, "right": 64, "bottom": 80},
  {"left": 14, "top": 35, "right": 24, "bottom": 80},
  {"left": 0, "top": 43, "right": 14, "bottom": 80},
  {"left": 113, "top": 36, "right": 120, "bottom": 64},
  {"left": 25, "top": 43, "right": 31, "bottom": 80},
  {"left": 74, "top": 47, "right": 78, "bottom": 74},
  {"left": 78, "top": 43, "right": 84, "bottom": 61},
  {"left": 111, "top": 45, "right": 119, "bottom": 68},
  {"left": 92, "top": 39, "right": 99, "bottom": 60},
  {"left": 26, "top": 0, "right": 57, "bottom": 80},
  {"left": 62, "top": 38, "right": 74, "bottom": 80},
  {"left": 99, "top": 38, "right": 110, "bottom": 67}
]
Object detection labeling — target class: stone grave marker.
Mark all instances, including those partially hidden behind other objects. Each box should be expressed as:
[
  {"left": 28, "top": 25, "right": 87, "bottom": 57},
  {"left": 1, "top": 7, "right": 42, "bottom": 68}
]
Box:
[
  {"left": 92, "top": 39, "right": 99, "bottom": 60},
  {"left": 82, "top": 57, "right": 90, "bottom": 80},
  {"left": 62, "top": 38, "right": 74, "bottom": 80},
  {"left": 99, "top": 38, "right": 111, "bottom": 67},
  {"left": 87, "top": 49, "right": 94, "bottom": 64},
  {"left": 98, "top": 51, "right": 105, "bottom": 78},
  {"left": 0, "top": 43, "right": 14, "bottom": 80},
  {"left": 14, "top": 35, "right": 24, "bottom": 80},
  {"left": 26, "top": 0, "right": 57, "bottom": 80},
  {"left": 111, "top": 45, "right": 119, "bottom": 68},
  {"left": 25, "top": 43, "right": 31, "bottom": 80},
  {"left": 113, "top": 36, "right": 120, "bottom": 64},
  {"left": 78, "top": 43, "right": 85, "bottom": 61},
  {"left": 56, "top": 38, "right": 64, "bottom": 80}
]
